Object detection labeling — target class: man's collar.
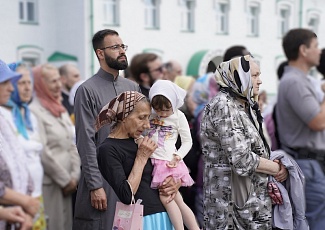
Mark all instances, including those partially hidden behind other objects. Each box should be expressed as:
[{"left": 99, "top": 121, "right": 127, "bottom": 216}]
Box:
[{"left": 97, "top": 68, "right": 118, "bottom": 82}]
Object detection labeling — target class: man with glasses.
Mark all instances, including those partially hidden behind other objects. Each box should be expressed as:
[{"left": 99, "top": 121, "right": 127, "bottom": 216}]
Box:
[
  {"left": 130, "top": 53, "right": 165, "bottom": 98},
  {"left": 72, "top": 29, "right": 141, "bottom": 230}
]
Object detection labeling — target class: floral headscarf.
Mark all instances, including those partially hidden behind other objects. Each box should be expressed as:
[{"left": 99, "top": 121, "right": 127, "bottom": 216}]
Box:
[
  {"left": 95, "top": 91, "right": 146, "bottom": 132},
  {"left": 215, "top": 55, "right": 256, "bottom": 107}
]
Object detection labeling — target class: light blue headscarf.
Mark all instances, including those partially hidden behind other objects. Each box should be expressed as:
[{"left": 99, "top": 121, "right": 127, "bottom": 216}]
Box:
[
  {"left": 191, "top": 73, "right": 219, "bottom": 118},
  {"left": 6, "top": 62, "right": 33, "bottom": 139}
]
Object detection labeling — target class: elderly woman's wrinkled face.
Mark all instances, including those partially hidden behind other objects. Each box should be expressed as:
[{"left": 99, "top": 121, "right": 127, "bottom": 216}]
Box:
[
  {"left": 250, "top": 61, "right": 262, "bottom": 96},
  {"left": 43, "top": 68, "right": 62, "bottom": 100},
  {"left": 17, "top": 67, "right": 33, "bottom": 103},
  {"left": 0, "top": 80, "right": 14, "bottom": 105},
  {"left": 124, "top": 100, "right": 151, "bottom": 139}
]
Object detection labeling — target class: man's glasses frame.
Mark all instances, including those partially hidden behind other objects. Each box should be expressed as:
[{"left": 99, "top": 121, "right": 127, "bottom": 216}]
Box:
[
  {"left": 148, "top": 65, "right": 165, "bottom": 74},
  {"left": 99, "top": 44, "right": 128, "bottom": 52}
]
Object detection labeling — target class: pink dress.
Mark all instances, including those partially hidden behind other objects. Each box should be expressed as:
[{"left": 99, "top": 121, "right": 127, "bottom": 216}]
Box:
[{"left": 147, "top": 110, "right": 194, "bottom": 189}]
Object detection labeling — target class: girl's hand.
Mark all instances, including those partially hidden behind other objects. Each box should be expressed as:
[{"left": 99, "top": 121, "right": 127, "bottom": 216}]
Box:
[
  {"left": 166, "top": 154, "right": 181, "bottom": 168},
  {"left": 134, "top": 135, "right": 144, "bottom": 146}
]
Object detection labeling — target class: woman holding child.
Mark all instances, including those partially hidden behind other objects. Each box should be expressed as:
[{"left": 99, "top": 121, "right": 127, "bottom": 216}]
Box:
[{"left": 96, "top": 91, "right": 181, "bottom": 229}]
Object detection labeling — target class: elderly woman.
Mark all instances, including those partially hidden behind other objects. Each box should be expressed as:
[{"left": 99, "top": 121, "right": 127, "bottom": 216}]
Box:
[
  {"left": 200, "top": 56, "right": 288, "bottom": 229},
  {"left": 96, "top": 91, "right": 179, "bottom": 229},
  {"left": 1, "top": 62, "right": 46, "bottom": 230},
  {"left": 0, "top": 59, "right": 40, "bottom": 229},
  {"left": 30, "top": 64, "right": 80, "bottom": 230}
]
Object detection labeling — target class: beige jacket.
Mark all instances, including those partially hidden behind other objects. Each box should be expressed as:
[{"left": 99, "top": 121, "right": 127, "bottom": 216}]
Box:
[{"left": 30, "top": 98, "right": 80, "bottom": 187}]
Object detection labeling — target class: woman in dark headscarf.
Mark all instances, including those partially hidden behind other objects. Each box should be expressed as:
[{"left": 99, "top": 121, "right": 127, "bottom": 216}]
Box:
[{"left": 200, "top": 55, "right": 288, "bottom": 229}]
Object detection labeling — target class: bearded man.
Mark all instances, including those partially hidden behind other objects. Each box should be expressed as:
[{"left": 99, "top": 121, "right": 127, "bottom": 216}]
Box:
[{"left": 72, "top": 29, "right": 141, "bottom": 230}]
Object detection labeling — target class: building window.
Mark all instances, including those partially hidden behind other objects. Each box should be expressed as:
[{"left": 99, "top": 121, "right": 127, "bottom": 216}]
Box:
[
  {"left": 277, "top": 3, "right": 292, "bottom": 37},
  {"left": 17, "top": 45, "right": 43, "bottom": 66},
  {"left": 144, "top": 0, "right": 160, "bottom": 29},
  {"left": 19, "top": 0, "right": 38, "bottom": 23},
  {"left": 179, "top": 0, "right": 195, "bottom": 32},
  {"left": 306, "top": 10, "right": 320, "bottom": 34},
  {"left": 101, "top": 0, "right": 120, "bottom": 25},
  {"left": 214, "top": 0, "right": 229, "bottom": 34},
  {"left": 247, "top": 2, "right": 260, "bottom": 36}
]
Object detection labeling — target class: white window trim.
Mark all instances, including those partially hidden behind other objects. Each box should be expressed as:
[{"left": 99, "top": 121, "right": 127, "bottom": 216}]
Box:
[
  {"left": 179, "top": 0, "right": 195, "bottom": 32},
  {"left": 276, "top": 0, "right": 295, "bottom": 37},
  {"left": 19, "top": 0, "right": 38, "bottom": 24},
  {"left": 214, "top": 0, "right": 229, "bottom": 34},
  {"left": 246, "top": 1, "right": 260, "bottom": 37},
  {"left": 17, "top": 47, "right": 43, "bottom": 66},
  {"left": 101, "top": 0, "right": 120, "bottom": 26},
  {"left": 306, "top": 9, "right": 321, "bottom": 33},
  {"left": 144, "top": 0, "right": 160, "bottom": 29}
]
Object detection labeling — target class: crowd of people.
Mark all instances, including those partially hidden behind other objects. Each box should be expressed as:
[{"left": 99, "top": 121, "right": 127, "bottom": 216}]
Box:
[{"left": 0, "top": 27, "right": 325, "bottom": 230}]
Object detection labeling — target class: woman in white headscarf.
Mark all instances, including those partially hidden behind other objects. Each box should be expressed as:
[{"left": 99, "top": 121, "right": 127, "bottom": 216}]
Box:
[{"left": 200, "top": 56, "right": 288, "bottom": 229}]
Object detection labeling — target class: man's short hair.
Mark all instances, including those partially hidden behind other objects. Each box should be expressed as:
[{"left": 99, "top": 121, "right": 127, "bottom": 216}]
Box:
[
  {"left": 59, "top": 63, "right": 76, "bottom": 77},
  {"left": 92, "top": 29, "right": 119, "bottom": 52},
  {"left": 282, "top": 28, "right": 317, "bottom": 61},
  {"left": 130, "top": 53, "right": 158, "bottom": 83},
  {"left": 223, "top": 45, "right": 248, "bottom": 62},
  {"left": 277, "top": 61, "right": 289, "bottom": 80}
]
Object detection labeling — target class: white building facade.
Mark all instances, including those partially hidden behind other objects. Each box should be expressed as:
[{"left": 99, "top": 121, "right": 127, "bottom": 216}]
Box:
[{"left": 0, "top": 0, "right": 324, "bottom": 94}]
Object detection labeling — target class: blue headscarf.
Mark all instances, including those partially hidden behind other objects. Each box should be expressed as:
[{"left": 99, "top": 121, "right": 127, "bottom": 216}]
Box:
[{"left": 6, "top": 62, "right": 33, "bottom": 139}]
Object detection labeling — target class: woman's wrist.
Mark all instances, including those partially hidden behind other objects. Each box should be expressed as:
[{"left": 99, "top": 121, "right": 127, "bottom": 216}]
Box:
[
  {"left": 135, "top": 154, "right": 148, "bottom": 165},
  {"left": 275, "top": 162, "right": 281, "bottom": 175}
]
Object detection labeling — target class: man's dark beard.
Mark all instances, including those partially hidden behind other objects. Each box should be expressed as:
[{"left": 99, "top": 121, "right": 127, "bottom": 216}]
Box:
[{"left": 104, "top": 53, "right": 128, "bottom": 70}]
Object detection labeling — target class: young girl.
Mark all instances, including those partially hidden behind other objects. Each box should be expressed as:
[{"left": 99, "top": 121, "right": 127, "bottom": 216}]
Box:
[{"left": 138, "top": 80, "right": 200, "bottom": 230}]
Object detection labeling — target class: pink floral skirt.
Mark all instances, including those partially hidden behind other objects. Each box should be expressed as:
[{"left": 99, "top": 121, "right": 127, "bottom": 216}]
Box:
[{"left": 151, "top": 158, "right": 195, "bottom": 189}]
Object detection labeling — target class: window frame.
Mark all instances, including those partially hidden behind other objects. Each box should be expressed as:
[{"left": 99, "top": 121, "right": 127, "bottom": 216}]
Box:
[
  {"left": 179, "top": 0, "right": 195, "bottom": 32},
  {"left": 276, "top": 0, "right": 295, "bottom": 38},
  {"left": 306, "top": 10, "right": 321, "bottom": 34},
  {"left": 144, "top": 0, "right": 160, "bottom": 29},
  {"left": 214, "top": 0, "right": 229, "bottom": 35},
  {"left": 246, "top": 1, "right": 260, "bottom": 37},
  {"left": 101, "top": 0, "right": 120, "bottom": 26},
  {"left": 17, "top": 45, "right": 43, "bottom": 67},
  {"left": 19, "top": 0, "right": 38, "bottom": 24}
]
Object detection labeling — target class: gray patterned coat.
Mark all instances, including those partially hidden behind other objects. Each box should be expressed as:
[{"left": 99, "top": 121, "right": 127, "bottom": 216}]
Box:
[{"left": 200, "top": 91, "right": 272, "bottom": 230}]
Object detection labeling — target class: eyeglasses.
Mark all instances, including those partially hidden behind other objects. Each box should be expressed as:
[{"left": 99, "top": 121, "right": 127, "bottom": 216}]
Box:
[
  {"left": 149, "top": 65, "right": 165, "bottom": 73},
  {"left": 100, "top": 44, "right": 128, "bottom": 52}
]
